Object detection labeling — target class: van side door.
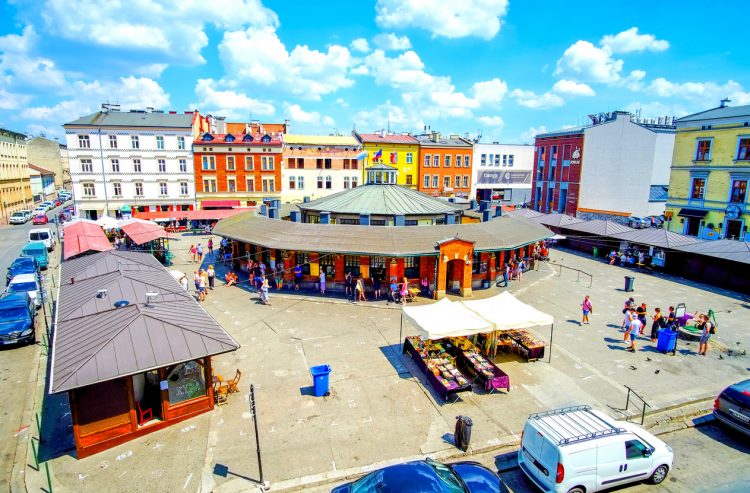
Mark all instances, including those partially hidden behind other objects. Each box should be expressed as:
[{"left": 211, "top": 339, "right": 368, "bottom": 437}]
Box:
[
  {"left": 622, "top": 438, "right": 653, "bottom": 482},
  {"left": 596, "top": 441, "right": 627, "bottom": 489}
]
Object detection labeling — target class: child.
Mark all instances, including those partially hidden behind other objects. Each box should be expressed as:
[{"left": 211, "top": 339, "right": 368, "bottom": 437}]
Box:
[{"left": 581, "top": 295, "right": 593, "bottom": 325}]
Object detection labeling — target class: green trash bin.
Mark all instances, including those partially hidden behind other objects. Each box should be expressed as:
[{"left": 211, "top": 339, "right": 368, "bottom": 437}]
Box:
[{"left": 592, "top": 246, "right": 599, "bottom": 258}]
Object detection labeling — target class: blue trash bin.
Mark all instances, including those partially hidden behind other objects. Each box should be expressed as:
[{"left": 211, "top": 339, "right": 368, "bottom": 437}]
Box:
[
  {"left": 310, "top": 365, "right": 331, "bottom": 396},
  {"left": 656, "top": 329, "right": 677, "bottom": 354}
]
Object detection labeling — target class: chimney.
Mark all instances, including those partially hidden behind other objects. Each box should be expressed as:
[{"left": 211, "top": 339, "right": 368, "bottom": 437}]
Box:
[
  {"left": 359, "top": 213, "right": 370, "bottom": 226},
  {"left": 269, "top": 207, "right": 279, "bottom": 219},
  {"left": 480, "top": 200, "right": 490, "bottom": 211},
  {"left": 720, "top": 97, "right": 731, "bottom": 108},
  {"left": 431, "top": 131, "right": 440, "bottom": 143},
  {"left": 494, "top": 205, "right": 503, "bottom": 217},
  {"left": 215, "top": 116, "right": 227, "bottom": 134},
  {"left": 394, "top": 215, "right": 405, "bottom": 226},
  {"left": 482, "top": 210, "right": 492, "bottom": 222},
  {"left": 259, "top": 204, "right": 268, "bottom": 216},
  {"left": 379, "top": 129, "right": 386, "bottom": 138},
  {"left": 290, "top": 210, "right": 301, "bottom": 222},
  {"left": 303, "top": 196, "right": 311, "bottom": 203},
  {"left": 320, "top": 212, "right": 331, "bottom": 224},
  {"left": 445, "top": 214, "right": 456, "bottom": 225}
]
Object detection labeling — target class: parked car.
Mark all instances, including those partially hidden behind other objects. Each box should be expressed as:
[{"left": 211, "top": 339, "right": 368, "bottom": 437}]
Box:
[
  {"left": 0, "top": 292, "right": 36, "bottom": 346},
  {"left": 331, "top": 458, "right": 502, "bottom": 493},
  {"left": 41, "top": 201, "right": 54, "bottom": 211},
  {"left": 33, "top": 206, "right": 46, "bottom": 215},
  {"left": 5, "top": 273, "right": 43, "bottom": 308},
  {"left": 54, "top": 198, "right": 62, "bottom": 207},
  {"left": 518, "top": 405, "right": 673, "bottom": 493},
  {"left": 6, "top": 256, "right": 38, "bottom": 286},
  {"left": 714, "top": 378, "right": 750, "bottom": 437},
  {"left": 29, "top": 228, "right": 55, "bottom": 251},
  {"left": 9, "top": 211, "right": 28, "bottom": 224},
  {"left": 645, "top": 216, "right": 663, "bottom": 228},
  {"left": 32, "top": 214, "right": 49, "bottom": 225},
  {"left": 21, "top": 242, "right": 48, "bottom": 270},
  {"left": 627, "top": 217, "right": 649, "bottom": 229}
]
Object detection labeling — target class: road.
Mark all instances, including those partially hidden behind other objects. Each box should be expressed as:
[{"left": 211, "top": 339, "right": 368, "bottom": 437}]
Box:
[{"left": 0, "top": 201, "right": 67, "bottom": 490}]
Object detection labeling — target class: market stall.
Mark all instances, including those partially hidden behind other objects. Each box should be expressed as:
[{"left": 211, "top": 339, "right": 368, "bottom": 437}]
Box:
[
  {"left": 447, "top": 337, "right": 510, "bottom": 392},
  {"left": 403, "top": 336, "right": 472, "bottom": 401}
]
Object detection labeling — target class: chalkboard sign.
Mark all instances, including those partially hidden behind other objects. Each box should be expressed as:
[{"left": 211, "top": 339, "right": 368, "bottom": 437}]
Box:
[{"left": 167, "top": 361, "right": 206, "bottom": 404}]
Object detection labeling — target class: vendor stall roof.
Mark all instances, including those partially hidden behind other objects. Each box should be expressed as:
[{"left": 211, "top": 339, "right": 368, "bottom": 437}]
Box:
[
  {"left": 460, "top": 292, "right": 554, "bottom": 330},
  {"left": 213, "top": 212, "right": 552, "bottom": 256},
  {"left": 62, "top": 220, "right": 112, "bottom": 259},
  {"left": 50, "top": 250, "right": 239, "bottom": 393},
  {"left": 562, "top": 219, "right": 633, "bottom": 236},
  {"left": 403, "top": 298, "right": 494, "bottom": 340},
  {"left": 531, "top": 212, "right": 584, "bottom": 228},
  {"left": 610, "top": 228, "right": 704, "bottom": 250},
  {"left": 673, "top": 239, "right": 750, "bottom": 264},
  {"left": 119, "top": 218, "right": 168, "bottom": 245}
]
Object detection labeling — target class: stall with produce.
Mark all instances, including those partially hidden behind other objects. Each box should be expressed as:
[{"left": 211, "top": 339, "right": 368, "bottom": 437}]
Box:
[
  {"left": 403, "top": 337, "right": 472, "bottom": 401},
  {"left": 447, "top": 337, "right": 510, "bottom": 392}
]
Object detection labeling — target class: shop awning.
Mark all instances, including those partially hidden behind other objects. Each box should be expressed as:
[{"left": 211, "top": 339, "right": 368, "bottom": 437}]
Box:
[
  {"left": 678, "top": 208, "right": 708, "bottom": 218},
  {"left": 460, "top": 292, "right": 554, "bottom": 330},
  {"left": 202, "top": 200, "right": 240, "bottom": 208},
  {"left": 119, "top": 219, "right": 168, "bottom": 245},
  {"left": 403, "top": 298, "right": 494, "bottom": 340},
  {"left": 62, "top": 220, "right": 112, "bottom": 259}
]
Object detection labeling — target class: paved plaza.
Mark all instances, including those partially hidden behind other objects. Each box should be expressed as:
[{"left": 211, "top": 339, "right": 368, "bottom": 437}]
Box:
[{"left": 22, "top": 234, "right": 750, "bottom": 492}]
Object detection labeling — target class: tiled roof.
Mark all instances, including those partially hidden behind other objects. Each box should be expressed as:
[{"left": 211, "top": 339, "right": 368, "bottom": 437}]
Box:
[
  {"left": 213, "top": 213, "right": 553, "bottom": 256},
  {"left": 62, "top": 220, "right": 112, "bottom": 259},
  {"left": 50, "top": 251, "right": 239, "bottom": 393},
  {"left": 562, "top": 219, "right": 633, "bottom": 236},
  {"left": 675, "top": 104, "right": 750, "bottom": 123},
  {"left": 284, "top": 134, "right": 359, "bottom": 146},
  {"left": 297, "top": 184, "right": 462, "bottom": 216},
  {"left": 195, "top": 132, "right": 283, "bottom": 145},
  {"left": 354, "top": 132, "right": 419, "bottom": 145},
  {"left": 531, "top": 213, "right": 584, "bottom": 228},
  {"left": 649, "top": 185, "right": 669, "bottom": 202},
  {"left": 28, "top": 163, "right": 56, "bottom": 175},
  {"left": 673, "top": 239, "right": 750, "bottom": 264},
  {"left": 415, "top": 135, "right": 473, "bottom": 148},
  {"left": 64, "top": 111, "right": 195, "bottom": 128},
  {"left": 610, "top": 228, "right": 704, "bottom": 250}
]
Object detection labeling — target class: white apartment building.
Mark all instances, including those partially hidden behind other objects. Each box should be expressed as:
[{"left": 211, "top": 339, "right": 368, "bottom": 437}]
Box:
[
  {"left": 472, "top": 143, "right": 534, "bottom": 205},
  {"left": 64, "top": 106, "right": 201, "bottom": 220}
]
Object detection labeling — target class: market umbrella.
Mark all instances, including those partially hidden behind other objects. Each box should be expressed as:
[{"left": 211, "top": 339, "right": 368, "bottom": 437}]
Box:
[{"left": 96, "top": 215, "right": 120, "bottom": 230}]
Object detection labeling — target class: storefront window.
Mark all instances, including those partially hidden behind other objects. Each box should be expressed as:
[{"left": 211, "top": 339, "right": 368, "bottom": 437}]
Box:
[
  {"left": 296, "top": 252, "right": 311, "bottom": 275},
  {"left": 167, "top": 361, "right": 207, "bottom": 405},
  {"left": 404, "top": 256, "right": 420, "bottom": 278},
  {"left": 344, "top": 255, "right": 360, "bottom": 276},
  {"left": 319, "top": 254, "right": 335, "bottom": 276},
  {"left": 472, "top": 252, "right": 487, "bottom": 274}
]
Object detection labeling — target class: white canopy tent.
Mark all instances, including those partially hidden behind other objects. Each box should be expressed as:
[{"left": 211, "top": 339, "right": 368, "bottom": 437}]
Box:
[
  {"left": 96, "top": 215, "right": 120, "bottom": 230},
  {"left": 460, "top": 292, "right": 553, "bottom": 330},
  {"left": 402, "top": 298, "right": 494, "bottom": 340}
]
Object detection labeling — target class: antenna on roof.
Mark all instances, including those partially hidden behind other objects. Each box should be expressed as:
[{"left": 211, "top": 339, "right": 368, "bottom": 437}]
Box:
[
  {"left": 96, "top": 289, "right": 108, "bottom": 299},
  {"left": 720, "top": 97, "right": 731, "bottom": 108},
  {"left": 145, "top": 292, "right": 159, "bottom": 307}
]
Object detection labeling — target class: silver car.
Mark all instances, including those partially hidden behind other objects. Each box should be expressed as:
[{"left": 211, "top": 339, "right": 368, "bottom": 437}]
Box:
[{"left": 628, "top": 216, "right": 648, "bottom": 229}]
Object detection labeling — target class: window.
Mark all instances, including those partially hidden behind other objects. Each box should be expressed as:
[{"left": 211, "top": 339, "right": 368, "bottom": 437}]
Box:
[
  {"left": 472, "top": 252, "right": 488, "bottom": 275},
  {"left": 730, "top": 180, "right": 747, "bottom": 203},
  {"left": 325, "top": 176, "right": 332, "bottom": 189},
  {"left": 433, "top": 155, "right": 439, "bottom": 167},
  {"left": 108, "top": 135, "right": 117, "bottom": 148},
  {"left": 203, "top": 179, "right": 216, "bottom": 193},
  {"left": 432, "top": 175, "right": 439, "bottom": 188},
  {"left": 456, "top": 155, "right": 462, "bottom": 167},
  {"left": 297, "top": 176, "right": 304, "bottom": 189},
  {"left": 81, "top": 159, "right": 93, "bottom": 173},
  {"left": 317, "top": 176, "right": 323, "bottom": 189},
  {"left": 696, "top": 139, "right": 712, "bottom": 161},
  {"left": 245, "top": 155, "right": 254, "bottom": 170},
  {"left": 455, "top": 175, "right": 461, "bottom": 188},
  {"left": 177, "top": 136, "right": 185, "bottom": 150},
  {"left": 690, "top": 178, "right": 706, "bottom": 199},
  {"left": 444, "top": 155, "right": 451, "bottom": 167},
  {"left": 245, "top": 178, "right": 255, "bottom": 191},
  {"left": 625, "top": 440, "right": 650, "bottom": 460},
  {"left": 83, "top": 182, "right": 95, "bottom": 196},
  {"left": 324, "top": 158, "right": 332, "bottom": 169},
  {"left": 371, "top": 219, "right": 386, "bottom": 226},
  {"left": 135, "top": 182, "right": 143, "bottom": 196},
  {"left": 463, "top": 175, "right": 469, "bottom": 188},
  {"left": 423, "top": 174, "right": 430, "bottom": 188},
  {"left": 159, "top": 182, "right": 168, "bottom": 195},
  {"left": 404, "top": 257, "right": 420, "bottom": 277},
  {"left": 226, "top": 156, "right": 235, "bottom": 170},
  {"left": 481, "top": 153, "right": 487, "bottom": 166},
  {"left": 158, "top": 159, "right": 166, "bottom": 172},
  {"left": 508, "top": 155, "right": 514, "bottom": 166},
  {"left": 443, "top": 176, "right": 450, "bottom": 189},
  {"left": 78, "top": 135, "right": 90, "bottom": 148},
  {"left": 316, "top": 158, "right": 323, "bottom": 169},
  {"left": 296, "top": 252, "right": 311, "bottom": 275},
  {"left": 406, "top": 152, "right": 413, "bottom": 164},
  {"left": 424, "top": 154, "right": 431, "bottom": 167},
  {"left": 262, "top": 178, "right": 275, "bottom": 192},
  {"left": 131, "top": 135, "right": 139, "bottom": 149},
  {"left": 494, "top": 154, "right": 500, "bottom": 166},
  {"left": 156, "top": 136, "right": 164, "bottom": 150},
  {"left": 111, "top": 159, "right": 120, "bottom": 172},
  {"left": 227, "top": 177, "right": 236, "bottom": 192},
  {"left": 288, "top": 176, "right": 296, "bottom": 190},
  {"left": 350, "top": 159, "right": 358, "bottom": 170},
  {"left": 202, "top": 156, "right": 216, "bottom": 170},
  {"left": 179, "top": 182, "right": 188, "bottom": 195},
  {"left": 352, "top": 177, "right": 358, "bottom": 187},
  {"left": 405, "top": 174, "right": 413, "bottom": 186},
  {"left": 287, "top": 158, "right": 296, "bottom": 169},
  {"left": 344, "top": 255, "right": 360, "bottom": 276},
  {"left": 464, "top": 155, "right": 471, "bottom": 167},
  {"left": 112, "top": 182, "right": 122, "bottom": 196},
  {"left": 167, "top": 361, "right": 207, "bottom": 405},
  {"left": 133, "top": 159, "right": 141, "bottom": 173},
  {"left": 737, "top": 138, "right": 750, "bottom": 160},
  {"left": 179, "top": 159, "right": 187, "bottom": 172},
  {"left": 503, "top": 154, "right": 508, "bottom": 166},
  {"left": 262, "top": 156, "right": 274, "bottom": 170},
  {"left": 344, "top": 177, "right": 350, "bottom": 189}
]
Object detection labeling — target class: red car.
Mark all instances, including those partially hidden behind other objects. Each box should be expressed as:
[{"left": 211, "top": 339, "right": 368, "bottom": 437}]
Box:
[
  {"left": 54, "top": 199, "right": 62, "bottom": 207},
  {"left": 32, "top": 214, "right": 48, "bottom": 225}
]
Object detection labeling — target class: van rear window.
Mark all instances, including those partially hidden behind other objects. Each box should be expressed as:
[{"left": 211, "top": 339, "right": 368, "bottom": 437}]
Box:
[{"left": 30, "top": 232, "right": 49, "bottom": 241}]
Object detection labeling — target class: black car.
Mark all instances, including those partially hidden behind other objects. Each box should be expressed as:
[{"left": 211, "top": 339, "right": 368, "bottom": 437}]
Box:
[
  {"left": 331, "top": 458, "right": 501, "bottom": 493},
  {"left": 714, "top": 378, "right": 750, "bottom": 437}
]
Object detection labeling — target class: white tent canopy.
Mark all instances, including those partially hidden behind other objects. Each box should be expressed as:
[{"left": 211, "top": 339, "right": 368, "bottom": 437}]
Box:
[
  {"left": 402, "top": 298, "right": 494, "bottom": 340},
  {"left": 460, "top": 292, "right": 553, "bottom": 331},
  {"left": 96, "top": 215, "right": 120, "bottom": 229}
]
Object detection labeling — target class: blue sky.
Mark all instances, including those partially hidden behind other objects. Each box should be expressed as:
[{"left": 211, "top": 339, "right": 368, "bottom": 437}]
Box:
[{"left": 1, "top": 0, "right": 749, "bottom": 143}]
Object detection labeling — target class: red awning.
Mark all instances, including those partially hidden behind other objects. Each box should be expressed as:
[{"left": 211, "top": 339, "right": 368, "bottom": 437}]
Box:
[
  {"left": 120, "top": 220, "right": 169, "bottom": 246},
  {"left": 133, "top": 208, "right": 254, "bottom": 221},
  {"left": 63, "top": 221, "right": 112, "bottom": 260},
  {"left": 201, "top": 200, "right": 241, "bottom": 208}
]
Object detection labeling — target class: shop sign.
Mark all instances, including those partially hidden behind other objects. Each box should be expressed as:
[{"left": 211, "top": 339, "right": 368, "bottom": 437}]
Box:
[
  {"left": 477, "top": 170, "right": 531, "bottom": 185},
  {"left": 725, "top": 204, "right": 742, "bottom": 220},
  {"left": 570, "top": 147, "right": 581, "bottom": 165}
]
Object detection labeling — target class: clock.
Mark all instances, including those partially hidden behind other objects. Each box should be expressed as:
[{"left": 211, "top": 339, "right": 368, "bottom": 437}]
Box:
[{"left": 725, "top": 204, "right": 742, "bottom": 220}]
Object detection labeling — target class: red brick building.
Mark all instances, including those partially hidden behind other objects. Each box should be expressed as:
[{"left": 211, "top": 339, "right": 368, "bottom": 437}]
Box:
[
  {"left": 193, "top": 130, "right": 283, "bottom": 208},
  {"left": 531, "top": 129, "right": 584, "bottom": 215}
]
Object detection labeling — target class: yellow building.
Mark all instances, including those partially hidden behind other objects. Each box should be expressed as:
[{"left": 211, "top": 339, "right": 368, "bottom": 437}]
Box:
[
  {"left": 665, "top": 103, "right": 750, "bottom": 240},
  {"left": 0, "top": 127, "right": 32, "bottom": 224},
  {"left": 353, "top": 131, "right": 420, "bottom": 188}
]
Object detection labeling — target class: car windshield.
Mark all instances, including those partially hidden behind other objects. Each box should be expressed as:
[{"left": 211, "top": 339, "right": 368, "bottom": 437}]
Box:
[
  {"left": 29, "top": 232, "right": 49, "bottom": 241},
  {"left": 11, "top": 259, "right": 35, "bottom": 269},
  {"left": 11, "top": 212, "right": 23, "bottom": 217},
  {"left": 428, "top": 462, "right": 465, "bottom": 493},
  {"left": 0, "top": 307, "right": 28, "bottom": 320},
  {"left": 9, "top": 282, "right": 37, "bottom": 292}
]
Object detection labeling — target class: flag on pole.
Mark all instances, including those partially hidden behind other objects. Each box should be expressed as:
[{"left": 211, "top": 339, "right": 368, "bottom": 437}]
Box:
[{"left": 373, "top": 148, "right": 382, "bottom": 161}]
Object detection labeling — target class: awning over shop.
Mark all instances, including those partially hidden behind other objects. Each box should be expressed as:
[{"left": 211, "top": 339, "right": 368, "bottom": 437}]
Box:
[
  {"left": 677, "top": 208, "right": 708, "bottom": 218},
  {"left": 402, "top": 298, "right": 494, "bottom": 340},
  {"left": 202, "top": 200, "right": 240, "bottom": 208},
  {"left": 133, "top": 208, "right": 253, "bottom": 221},
  {"left": 460, "top": 292, "right": 554, "bottom": 330},
  {"left": 62, "top": 220, "right": 112, "bottom": 260},
  {"left": 119, "top": 219, "right": 168, "bottom": 245}
]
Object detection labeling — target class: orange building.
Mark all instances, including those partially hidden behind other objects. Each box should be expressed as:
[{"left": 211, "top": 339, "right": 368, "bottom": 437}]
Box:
[
  {"left": 416, "top": 132, "right": 474, "bottom": 198},
  {"left": 193, "top": 130, "right": 283, "bottom": 208}
]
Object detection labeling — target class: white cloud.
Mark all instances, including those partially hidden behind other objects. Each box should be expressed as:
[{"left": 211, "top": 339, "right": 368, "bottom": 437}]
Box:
[
  {"left": 510, "top": 89, "right": 564, "bottom": 109},
  {"left": 554, "top": 40, "right": 623, "bottom": 83},
  {"left": 375, "top": 0, "right": 508, "bottom": 40},
  {"left": 552, "top": 79, "right": 595, "bottom": 97},
  {"left": 373, "top": 33, "right": 411, "bottom": 51},
  {"left": 350, "top": 38, "right": 370, "bottom": 53},
  {"left": 41, "top": 0, "right": 280, "bottom": 65},
  {"left": 517, "top": 125, "right": 547, "bottom": 144},
  {"left": 477, "top": 116, "right": 504, "bottom": 127},
  {"left": 192, "top": 79, "right": 275, "bottom": 120},
  {"left": 645, "top": 78, "right": 750, "bottom": 105},
  {"left": 471, "top": 78, "right": 508, "bottom": 105},
  {"left": 335, "top": 98, "right": 349, "bottom": 108},
  {"left": 601, "top": 27, "right": 669, "bottom": 54},
  {"left": 623, "top": 101, "right": 690, "bottom": 119},
  {"left": 0, "top": 88, "right": 32, "bottom": 110},
  {"left": 354, "top": 101, "right": 424, "bottom": 133},
  {"left": 218, "top": 27, "right": 355, "bottom": 101},
  {"left": 0, "top": 25, "right": 68, "bottom": 91},
  {"left": 135, "top": 63, "right": 168, "bottom": 78},
  {"left": 284, "top": 103, "right": 335, "bottom": 127}
]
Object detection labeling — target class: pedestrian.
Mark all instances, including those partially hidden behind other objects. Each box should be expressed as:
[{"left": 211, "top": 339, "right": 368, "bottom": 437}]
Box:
[
  {"left": 260, "top": 278, "right": 271, "bottom": 305},
  {"left": 627, "top": 312, "right": 642, "bottom": 352},
  {"left": 505, "top": 263, "right": 511, "bottom": 285},
  {"left": 197, "top": 272, "right": 207, "bottom": 302},
  {"left": 259, "top": 261, "right": 266, "bottom": 278},
  {"left": 207, "top": 238, "right": 213, "bottom": 256},
  {"left": 275, "top": 268, "right": 283, "bottom": 289},
  {"left": 180, "top": 275, "right": 188, "bottom": 291},
  {"left": 355, "top": 274, "right": 366, "bottom": 303},
  {"left": 254, "top": 264, "right": 263, "bottom": 291},
  {"left": 650, "top": 307, "right": 664, "bottom": 342},
  {"left": 517, "top": 258, "right": 525, "bottom": 281},
  {"left": 388, "top": 278, "right": 399, "bottom": 304},
  {"left": 623, "top": 307, "right": 636, "bottom": 340},
  {"left": 635, "top": 303, "right": 648, "bottom": 335},
  {"left": 200, "top": 269, "right": 209, "bottom": 298},
  {"left": 399, "top": 276, "right": 409, "bottom": 304},
  {"left": 666, "top": 306, "right": 676, "bottom": 329},
  {"left": 207, "top": 264, "right": 215, "bottom": 290},
  {"left": 698, "top": 314, "right": 713, "bottom": 355},
  {"left": 190, "top": 244, "right": 197, "bottom": 262},
  {"left": 372, "top": 274, "right": 381, "bottom": 300},
  {"left": 345, "top": 272, "right": 353, "bottom": 300},
  {"left": 294, "top": 264, "right": 302, "bottom": 291},
  {"left": 225, "top": 271, "right": 238, "bottom": 287},
  {"left": 193, "top": 270, "right": 201, "bottom": 292},
  {"left": 581, "top": 295, "right": 593, "bottom": 325},
  {"left": 319, "top": 270, "right": 326, "bottom": 294},
  {"left": 197, "top": 243, "right": 204, "bottom": 263},
  {"left": 114, "top": 236, "right": 120, "bottom": 250}
]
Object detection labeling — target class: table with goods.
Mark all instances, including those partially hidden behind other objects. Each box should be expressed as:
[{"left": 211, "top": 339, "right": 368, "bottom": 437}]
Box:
[
  {"left": 504, "top": 329, "right": 546, "bottom": 361},
  {"left": 402, "top": 336, "right": 472, "bottom": 401},
  {"left": 446, "top": 337, "right": 510, "bottom": 392}
]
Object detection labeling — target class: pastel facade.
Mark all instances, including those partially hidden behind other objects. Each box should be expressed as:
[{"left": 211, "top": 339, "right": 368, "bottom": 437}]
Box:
[
  {"left": 416, "top": 132, "right": 474, "bottom": 198},
  {"left": 665, "top": 103, "right": 750, "bottom": 240},
  {"left": 0, "top": 127, "right": 32, "bottom": 223},
  {"left": 472, "top": 143, "right": 534, "bottom": 205},
  {"left": 28, "top": 163, "right": 56, "bottom": 202},
  {"left": 27, "top": 135, "right": 72, "bottom": 191},
  {"left": 353, "top": 132, "right": 420, "bottom": 188}
]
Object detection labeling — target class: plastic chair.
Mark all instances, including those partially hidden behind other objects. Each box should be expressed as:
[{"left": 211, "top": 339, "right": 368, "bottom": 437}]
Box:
[{"left": 136, "top": 402, "right": 153, "bottom": 426}]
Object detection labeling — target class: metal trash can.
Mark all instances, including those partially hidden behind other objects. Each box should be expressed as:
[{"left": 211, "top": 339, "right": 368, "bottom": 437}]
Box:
[
  {"left": 624, "top": 276, "right": 635, "bottom": 292},
  {"left": 310, "top": 365, "right": 331, "bottom": 397},
  {"left": 482, "top": 279, "right": 490, "bottom": 289},
  {"left": 454, "top": 415, "right": 473, "bottom": 452},
  {"left": 657, "top": 329, "right": 678, "bottom": 354},
  {"left": 592, "top": 246, "right": 599, "bottom": 258}
]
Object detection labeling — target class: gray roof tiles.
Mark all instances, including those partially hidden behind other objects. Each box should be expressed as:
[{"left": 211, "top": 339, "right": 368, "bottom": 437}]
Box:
[
  {"left": 64, "top": 111, "right": 195, "bottom": 128},
  {"left": 532, "top": 213, "right": 584, "bottom": 228},
  {"left": 673, "top": 239, "right": 750, "bottom": 264},
  {"left": 562, "top": 219, "right": 633, "bottom": 236},
  {"left": 610, "top": 228, "right": 704, "bottom": 250},
  {"left": 675, "top": 104, "right": 750, "bottom": 123}
]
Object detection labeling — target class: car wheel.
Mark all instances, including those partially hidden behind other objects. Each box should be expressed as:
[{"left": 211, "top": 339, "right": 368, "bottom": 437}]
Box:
[
  {"left": 649, "top": 464, "right": 669, "bottom": 484},
  {"left": 567, "top": 487, "right": 585, "bottom": 493}
]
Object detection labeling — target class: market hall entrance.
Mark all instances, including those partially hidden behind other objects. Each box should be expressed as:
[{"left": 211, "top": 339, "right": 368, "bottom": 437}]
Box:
[
  {"left": 435, "top": 238, "right": 474, "bottom": 299},
  {"left": 446, "top": 259, "right": 464, "bottom": 293}
]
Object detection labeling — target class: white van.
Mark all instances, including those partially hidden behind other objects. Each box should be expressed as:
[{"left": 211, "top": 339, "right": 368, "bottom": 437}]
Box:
[
  {"left": 28, "top": 228, "right": 55, "bottom": 251},
  {"left": 518, "top": 405, "right": 673, "bottom": 493}
]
